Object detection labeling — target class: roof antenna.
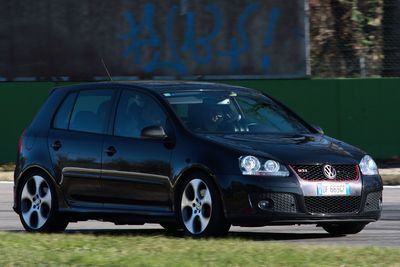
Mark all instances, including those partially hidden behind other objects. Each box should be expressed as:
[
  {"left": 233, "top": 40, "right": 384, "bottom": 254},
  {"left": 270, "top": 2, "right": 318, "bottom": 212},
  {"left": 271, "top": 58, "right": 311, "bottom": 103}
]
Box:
[{"left": 101, "top": 58, "right": 113, "bottom": 81}]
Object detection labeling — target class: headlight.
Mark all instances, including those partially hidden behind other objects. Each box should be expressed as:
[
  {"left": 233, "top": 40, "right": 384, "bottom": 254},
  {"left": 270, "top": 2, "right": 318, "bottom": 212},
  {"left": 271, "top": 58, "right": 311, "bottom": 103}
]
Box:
[
  {"left": 239, "top": 156, "right": 289, "bottom": 177},
  {"left": 264, "top": 160, "right": 280, "bottom": 173},
  {"left": 359, "top": 155, "right": 378, "bottom": 176},
  {"left": 239, "top": 156, "right": 260, "bottom": 174}
]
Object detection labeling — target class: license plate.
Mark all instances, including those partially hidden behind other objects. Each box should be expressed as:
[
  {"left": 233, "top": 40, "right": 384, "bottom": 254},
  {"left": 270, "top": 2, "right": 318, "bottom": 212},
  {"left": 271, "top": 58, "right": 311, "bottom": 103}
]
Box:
[{"left": 317, "top": 183, "right": 350, "bottom": 196}]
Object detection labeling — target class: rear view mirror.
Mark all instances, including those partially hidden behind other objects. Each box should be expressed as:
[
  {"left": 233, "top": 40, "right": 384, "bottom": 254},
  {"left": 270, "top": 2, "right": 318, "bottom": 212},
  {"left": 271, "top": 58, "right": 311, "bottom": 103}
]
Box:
[
  {"left": 313, "top": 124, "right": 324, "bottom": 135},
  {"left": 141, "top": 125, "right": 167, "bottom": 139}
]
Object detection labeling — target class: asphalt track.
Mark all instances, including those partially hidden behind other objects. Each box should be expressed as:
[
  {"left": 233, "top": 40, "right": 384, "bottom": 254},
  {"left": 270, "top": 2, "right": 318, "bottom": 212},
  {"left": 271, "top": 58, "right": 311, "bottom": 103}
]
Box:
[{"left": 1, "top": 182, "right": 399, "bottom": 247}]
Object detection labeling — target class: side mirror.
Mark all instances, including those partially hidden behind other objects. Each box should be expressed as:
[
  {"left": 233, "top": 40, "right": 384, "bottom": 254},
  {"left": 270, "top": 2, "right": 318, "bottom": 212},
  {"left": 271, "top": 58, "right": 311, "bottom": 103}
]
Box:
[
  {"left": 312, "top": 124, "right": 324, "bottom": 135},
  {"left": 141, "top": 125, "right": 167, "bottom": 139}
]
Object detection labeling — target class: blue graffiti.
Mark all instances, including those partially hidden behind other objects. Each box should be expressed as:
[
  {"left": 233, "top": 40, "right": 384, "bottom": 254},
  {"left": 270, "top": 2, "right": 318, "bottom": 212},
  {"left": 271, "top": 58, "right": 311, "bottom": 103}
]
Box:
[
  {"left": 218, "top": 2, "right": 259, "bottom": 72},
  {"left": 142, "top": 5, "right": 187, "bottom": 74},
  {"left": 181, "top": 4, "right": 222, "bottom": 65},
  {"left": 120, "top": 3, "right": 160, "bottom": 65},
  {"left": 263, "top": 7, "right": 281, "bottom": 71},
  {"left": 119, "top": 2, "right": 281, "bottom": 75}
]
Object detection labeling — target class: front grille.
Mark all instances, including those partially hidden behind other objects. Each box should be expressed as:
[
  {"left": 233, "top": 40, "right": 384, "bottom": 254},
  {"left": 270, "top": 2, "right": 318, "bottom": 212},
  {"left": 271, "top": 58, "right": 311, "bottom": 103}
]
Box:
[
  {"left": 251, "top": 193, "right": 297, "bottom": 213},
  {"left": 364, "top": 191, "right": 382, "bottom": 212},
  {"left": 292, "top": 165, "right": 358, "bottom": 181},
  {"left": 304, "top": 196, "right": 361, "bottom": 214}
]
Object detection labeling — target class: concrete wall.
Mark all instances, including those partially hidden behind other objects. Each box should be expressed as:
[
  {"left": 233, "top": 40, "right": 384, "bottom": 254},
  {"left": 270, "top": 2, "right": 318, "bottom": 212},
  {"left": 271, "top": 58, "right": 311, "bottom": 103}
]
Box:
[
  {"left": 0, "top": 78, "right": 398, "bottom": 163},
  {"left": 0, "top": 0, "right": 307, "bottom": 79}
]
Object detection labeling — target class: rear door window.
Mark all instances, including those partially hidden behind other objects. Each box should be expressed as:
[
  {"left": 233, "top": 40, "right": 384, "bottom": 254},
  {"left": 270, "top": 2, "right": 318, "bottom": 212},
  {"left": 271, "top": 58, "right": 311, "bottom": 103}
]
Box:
[
  {"left": 53, "top": 92, "right": 77, "bottom": 130},
  {"left": 69, "top": 90, "right": 113, "bottom": 134}
]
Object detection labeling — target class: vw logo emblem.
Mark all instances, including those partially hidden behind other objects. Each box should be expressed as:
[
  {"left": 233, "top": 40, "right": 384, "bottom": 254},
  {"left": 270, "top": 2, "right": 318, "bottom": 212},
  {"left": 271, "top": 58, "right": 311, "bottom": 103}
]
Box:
[{"left": 323, "top": 164, "right": 337, "bottom": 179}]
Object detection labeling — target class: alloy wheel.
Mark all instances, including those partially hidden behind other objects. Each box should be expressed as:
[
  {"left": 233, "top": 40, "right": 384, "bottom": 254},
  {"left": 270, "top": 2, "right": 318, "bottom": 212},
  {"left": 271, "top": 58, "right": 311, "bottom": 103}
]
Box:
[
  {"left": 180, "top": 178, "right": 212, "bottom": 234},
  {"left": 20, "top": 175, "right": 52, "bottom": 230}
]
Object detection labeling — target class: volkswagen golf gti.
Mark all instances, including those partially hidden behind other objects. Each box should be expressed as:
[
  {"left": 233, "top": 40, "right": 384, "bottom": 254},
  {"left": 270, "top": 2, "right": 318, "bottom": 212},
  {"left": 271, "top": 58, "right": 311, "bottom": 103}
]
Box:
[{"left": 14, "top": 81, "right": 383, "bottom": 236}]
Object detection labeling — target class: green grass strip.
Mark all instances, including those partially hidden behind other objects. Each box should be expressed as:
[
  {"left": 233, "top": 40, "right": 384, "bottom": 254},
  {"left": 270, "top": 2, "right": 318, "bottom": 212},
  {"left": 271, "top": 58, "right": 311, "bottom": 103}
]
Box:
[{"left": 0, "top": 232, "right": 399, "bottom": 266}]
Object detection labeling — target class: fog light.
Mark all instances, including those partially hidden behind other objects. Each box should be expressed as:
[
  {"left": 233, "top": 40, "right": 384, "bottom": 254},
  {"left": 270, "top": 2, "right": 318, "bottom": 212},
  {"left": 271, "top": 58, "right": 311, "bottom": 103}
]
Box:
[{"left": 258, "top": 199, "right": 274, "bottom": 210}]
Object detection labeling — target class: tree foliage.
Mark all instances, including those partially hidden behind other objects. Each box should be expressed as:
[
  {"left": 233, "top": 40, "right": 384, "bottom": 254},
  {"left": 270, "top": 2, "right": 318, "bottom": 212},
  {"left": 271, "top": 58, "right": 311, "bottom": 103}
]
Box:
[{"left": 310, "top": 0, "right": 383, "bottom": 77}]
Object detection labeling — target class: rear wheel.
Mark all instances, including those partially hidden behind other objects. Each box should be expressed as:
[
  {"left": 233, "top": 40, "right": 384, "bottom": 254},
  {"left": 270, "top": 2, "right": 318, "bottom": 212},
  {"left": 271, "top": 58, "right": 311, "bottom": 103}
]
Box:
[
  {"left": 18, "top": 172, "right": 68, "bottom": 232},
  {"left": 322, "top": 222, "right": 367, "bottom": 236},
  {"left": 178, "top": 173, "right": 230, "bottom": 237}
]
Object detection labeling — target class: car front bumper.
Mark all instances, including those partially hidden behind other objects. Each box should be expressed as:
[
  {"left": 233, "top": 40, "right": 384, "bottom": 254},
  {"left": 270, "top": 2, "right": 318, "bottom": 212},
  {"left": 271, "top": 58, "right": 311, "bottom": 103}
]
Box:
[{"left": 217, "top": 173, "right": 383, "bottom": 226}]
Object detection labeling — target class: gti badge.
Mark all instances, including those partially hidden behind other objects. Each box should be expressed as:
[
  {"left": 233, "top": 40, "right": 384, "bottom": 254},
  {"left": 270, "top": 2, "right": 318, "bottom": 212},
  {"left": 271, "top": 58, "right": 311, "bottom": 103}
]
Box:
[{"left": 323, "top": 164, "right": 337, "bottom": 179}]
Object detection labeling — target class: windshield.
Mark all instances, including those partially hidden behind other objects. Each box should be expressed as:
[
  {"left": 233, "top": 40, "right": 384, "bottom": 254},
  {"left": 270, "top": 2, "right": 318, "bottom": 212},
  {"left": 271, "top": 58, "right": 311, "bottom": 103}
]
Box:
[{"left": 163, "top": 91, "right": 311, "bottom": 135}]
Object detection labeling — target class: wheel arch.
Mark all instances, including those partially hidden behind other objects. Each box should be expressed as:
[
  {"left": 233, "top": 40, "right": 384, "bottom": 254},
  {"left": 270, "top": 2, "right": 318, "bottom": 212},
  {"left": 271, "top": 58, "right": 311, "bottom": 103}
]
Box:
[
  {"left": 15, "top": 165, "right": 60, "bottom": 212},
  {"left": 172, "top": 165, "right": 227, "bottom": 217}
]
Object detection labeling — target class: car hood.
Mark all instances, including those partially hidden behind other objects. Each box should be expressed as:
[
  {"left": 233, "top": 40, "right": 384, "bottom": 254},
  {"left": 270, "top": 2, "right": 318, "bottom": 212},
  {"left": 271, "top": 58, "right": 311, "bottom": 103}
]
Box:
[{"left": 203, "top": 133, "right": 365, "bottom": 165}]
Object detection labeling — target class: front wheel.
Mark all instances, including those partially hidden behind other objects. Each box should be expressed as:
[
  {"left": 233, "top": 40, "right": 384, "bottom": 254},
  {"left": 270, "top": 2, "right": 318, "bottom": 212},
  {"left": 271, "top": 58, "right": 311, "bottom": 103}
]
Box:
[
  {"left": 18, "top": 173, "right": 68, "bottom": 232},
  {"left": 178, "top": 173, "right": 230, "bottom": 237},
  {"left": 322, "top": 222, "right": 367, "bottom": 236}
]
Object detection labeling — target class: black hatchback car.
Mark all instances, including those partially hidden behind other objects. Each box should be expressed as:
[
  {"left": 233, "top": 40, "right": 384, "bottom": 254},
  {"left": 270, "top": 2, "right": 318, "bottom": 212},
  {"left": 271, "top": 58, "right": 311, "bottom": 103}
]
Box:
[{"left": 14, "top": 81, "right": 383, "bottom": 236}]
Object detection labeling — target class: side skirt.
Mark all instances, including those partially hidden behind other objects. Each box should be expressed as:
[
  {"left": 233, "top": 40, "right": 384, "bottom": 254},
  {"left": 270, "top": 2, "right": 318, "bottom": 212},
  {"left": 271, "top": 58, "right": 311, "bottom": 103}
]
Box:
[{"left": 59, "top": 206, "right": 177, "bottom": 225}]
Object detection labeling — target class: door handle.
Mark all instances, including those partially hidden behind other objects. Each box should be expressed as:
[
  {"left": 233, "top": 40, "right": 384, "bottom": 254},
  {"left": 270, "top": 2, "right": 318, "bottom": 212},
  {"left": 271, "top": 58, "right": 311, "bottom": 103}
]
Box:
[
  {"left": 105, "top": 146, "right": 117, "bottom": 156},
  {"left": 51, "top": 141, "right": 62, "bottom": 151}
]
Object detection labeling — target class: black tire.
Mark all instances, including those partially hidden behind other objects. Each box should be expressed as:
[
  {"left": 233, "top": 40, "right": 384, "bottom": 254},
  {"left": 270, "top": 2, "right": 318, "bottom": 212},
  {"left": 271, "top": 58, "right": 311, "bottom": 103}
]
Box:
[
  {"left": 18, "top": 171, "right": 68, "bottom": 233},
  {"left": 160, "top": 222, "right": 182, "bottom": 232},
  {"left": 49, "top": 216, "right": 69, "bottom": 232},
  {"left": 177, "top": 172, "right": 230, "bottom": 237},
  {"left": 322, "top": 222, "right": 367, "bottom": 236}
]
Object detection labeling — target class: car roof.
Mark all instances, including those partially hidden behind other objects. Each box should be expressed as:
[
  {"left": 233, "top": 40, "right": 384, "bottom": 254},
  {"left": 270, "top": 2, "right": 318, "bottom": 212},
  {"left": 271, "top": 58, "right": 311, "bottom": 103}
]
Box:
[{"left": 52, "top": 80, "right": 258, "bottom": 95}]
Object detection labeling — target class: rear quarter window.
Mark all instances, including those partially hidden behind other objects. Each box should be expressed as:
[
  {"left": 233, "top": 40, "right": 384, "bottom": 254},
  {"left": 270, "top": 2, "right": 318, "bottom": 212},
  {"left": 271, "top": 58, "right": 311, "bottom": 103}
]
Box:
[{"left": 53, "top": 92, "right": 77, "bottom": 130}]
